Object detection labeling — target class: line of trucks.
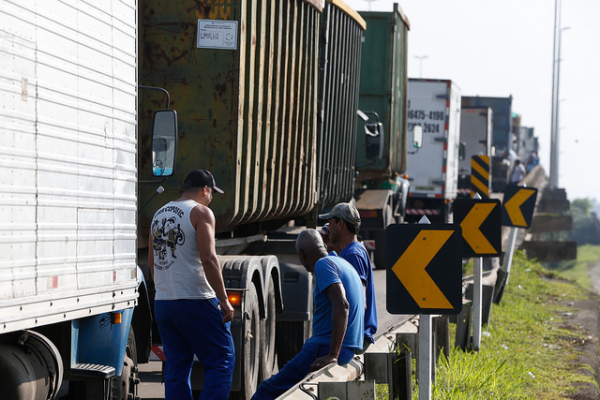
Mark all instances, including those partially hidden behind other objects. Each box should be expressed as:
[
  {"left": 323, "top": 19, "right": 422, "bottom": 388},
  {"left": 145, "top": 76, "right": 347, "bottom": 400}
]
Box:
[{"left": 0, "top": 1, "right": 540, "bottom": 399}]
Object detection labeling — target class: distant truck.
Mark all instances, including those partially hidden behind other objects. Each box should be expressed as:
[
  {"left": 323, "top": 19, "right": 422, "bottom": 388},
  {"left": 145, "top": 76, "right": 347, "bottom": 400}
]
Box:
[
  {"left": 353, "top": 4, "right": 411, "bottom": 268},
  {"left": 457, "top": 107, "right": 493, "bottom": 197},
  {"left": 405, "top": 78, "right": 462, "bottom": 223},
  {"left": 461, "top": 96, "right": 513, "bottom": 192}
]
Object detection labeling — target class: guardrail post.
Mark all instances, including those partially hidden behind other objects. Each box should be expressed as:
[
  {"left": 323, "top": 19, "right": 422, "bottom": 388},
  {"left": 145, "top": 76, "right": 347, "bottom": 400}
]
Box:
[
  {"left": 433, "top": 315, "right": 449, "bottom": 362},
  {"left": 454, "top": 300, "right": 472, "bottom": 351}
]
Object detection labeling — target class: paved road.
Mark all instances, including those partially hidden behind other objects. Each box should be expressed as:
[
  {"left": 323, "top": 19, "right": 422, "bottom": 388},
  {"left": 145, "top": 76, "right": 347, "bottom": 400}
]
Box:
[{"left": 138, "top": 268, "right": 408, "bottom": 399}]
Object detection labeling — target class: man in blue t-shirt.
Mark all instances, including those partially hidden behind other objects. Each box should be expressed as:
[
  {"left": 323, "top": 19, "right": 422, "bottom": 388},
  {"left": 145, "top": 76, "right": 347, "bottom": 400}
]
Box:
[
  {"left": 252, "top": 229, "right": 364, "bottom": 400},
  {"left": 320, "top": 202, "right": 377, "bottom": 353}
]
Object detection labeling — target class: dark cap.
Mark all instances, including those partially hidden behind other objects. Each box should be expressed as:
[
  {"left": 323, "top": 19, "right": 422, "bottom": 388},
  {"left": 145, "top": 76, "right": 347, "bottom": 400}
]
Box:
[
  {"left": 319, "top": 223, "right": 330, "bottom": 237},
  {"left": 319, "top": 203, "right": 361, "bottom": 226},
  {"left": 183, "top": 169, "right": 224, "bottom": 194}
]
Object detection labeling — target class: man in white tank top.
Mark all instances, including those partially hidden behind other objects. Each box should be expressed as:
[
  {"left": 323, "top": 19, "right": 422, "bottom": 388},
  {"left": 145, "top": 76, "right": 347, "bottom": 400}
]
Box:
[{"left": 149, "top": 169, "right": 235, "bottom": 400}]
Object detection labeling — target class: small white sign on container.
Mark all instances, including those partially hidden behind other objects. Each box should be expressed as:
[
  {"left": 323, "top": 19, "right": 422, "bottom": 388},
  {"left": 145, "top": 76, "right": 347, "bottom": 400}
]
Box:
[{"left": 197, "top": 19, "right": 238, "bottom": 50}]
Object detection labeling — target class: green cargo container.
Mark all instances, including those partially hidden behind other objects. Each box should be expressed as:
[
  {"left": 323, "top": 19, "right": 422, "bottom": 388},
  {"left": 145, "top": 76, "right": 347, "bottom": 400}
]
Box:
[
  {"left": 356, "top": 3, "right": 410, "bottom": 183},
  {"left": 138, "top": 0, "right": 364, "bottom": 238}
]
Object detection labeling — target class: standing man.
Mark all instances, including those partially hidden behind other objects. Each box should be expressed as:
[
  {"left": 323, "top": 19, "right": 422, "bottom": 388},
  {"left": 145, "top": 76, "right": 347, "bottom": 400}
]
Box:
[
  {"left": 252, "top": 229, "right": 364, "bottom": 399},
  {"left": 510, "top": 159, "right": 526, "bottom": 185},
  {"left": 148, "top": 169, "right": 235, "bottom": 400},
  {"left": 320, "top": 203, "right": 377, "bottom": 353}
]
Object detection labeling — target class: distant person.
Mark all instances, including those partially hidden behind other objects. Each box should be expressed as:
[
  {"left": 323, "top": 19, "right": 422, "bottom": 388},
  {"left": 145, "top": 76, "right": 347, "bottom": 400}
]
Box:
[
  {"left": 510, "top": 159, "right": 526, "bottom": 185},
  {"left": 251, "top": 229, "right": 364, "bottom": 399},
  {"left": 149, "top": 169, "right": 235, "bottom": 400},
  {"left": 320, "top": 202, "right": 377, "bottom": 354},
  {"left": 526, "top": 151, "right": 539, "bottom": 172}
]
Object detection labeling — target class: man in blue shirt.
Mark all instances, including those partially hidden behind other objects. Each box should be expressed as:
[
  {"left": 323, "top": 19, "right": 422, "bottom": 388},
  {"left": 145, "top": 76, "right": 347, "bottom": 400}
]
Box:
[
  {"left": 320, "top": 202, "right": 377, "bottom": 353},
  {"left": 252, "top": 229, "right": 364, "bottom": 399}
]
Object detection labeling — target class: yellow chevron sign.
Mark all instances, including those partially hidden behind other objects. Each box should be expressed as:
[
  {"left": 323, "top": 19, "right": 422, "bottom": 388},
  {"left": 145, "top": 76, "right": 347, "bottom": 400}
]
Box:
[
  {"left": 470, "top": 155, "right": 490, "bottom": 198},
  {"left": 502, "top": 186, "right": 538, "bottom": 228},
  {"left": 454, "top": 199, "right": 502, "bottom": 257},
  {"left": 386, "top": 224, "right": 463, "bottom": 315}
]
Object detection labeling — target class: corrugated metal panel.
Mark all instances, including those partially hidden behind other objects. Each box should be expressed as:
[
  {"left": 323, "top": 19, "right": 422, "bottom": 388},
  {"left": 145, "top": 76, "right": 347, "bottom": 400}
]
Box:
[
  {"left": 317, "top": 0, "right": 364, "bottom": 209},
  {"left": 139, "top": 0, "right": 322, "bottom": 234},
  {"left": 0, "top": 0, "right": 138, "bottom": 331},
  {"left": 355, "top": 3, "right": 410, "bottom": 182}
]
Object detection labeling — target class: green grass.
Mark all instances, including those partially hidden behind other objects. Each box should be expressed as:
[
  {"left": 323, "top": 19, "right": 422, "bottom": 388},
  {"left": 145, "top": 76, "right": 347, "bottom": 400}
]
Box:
[
  {"left": 547, "top": 244, "right": 600, "bottom": 290},
  {"left": 376, "top": 246, "right": 600, "bottom": 399}
]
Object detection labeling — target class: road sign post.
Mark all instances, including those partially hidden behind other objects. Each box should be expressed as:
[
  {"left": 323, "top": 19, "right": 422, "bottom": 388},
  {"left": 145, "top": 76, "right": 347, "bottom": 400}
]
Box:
[{"left": 386, "top": 216, "right": 463, "bottom": 400}]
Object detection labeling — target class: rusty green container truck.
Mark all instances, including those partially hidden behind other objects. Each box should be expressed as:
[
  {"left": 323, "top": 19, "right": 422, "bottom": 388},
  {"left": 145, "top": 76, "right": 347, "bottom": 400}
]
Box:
[
  {"left": 353, "top": 4, "right": 410, "bottom": 269},
  {"left": 137, "top": 0, "right": 365, "bottom": 397}
]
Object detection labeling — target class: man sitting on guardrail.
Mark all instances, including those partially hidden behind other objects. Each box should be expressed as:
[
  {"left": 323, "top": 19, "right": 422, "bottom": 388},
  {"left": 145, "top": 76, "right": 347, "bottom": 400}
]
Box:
[
  {"left": 251, "top": 229, "right": 364, "bottom": 399},
  {"left": 320, "top": 202, "right": 378, "bottom": 354}
]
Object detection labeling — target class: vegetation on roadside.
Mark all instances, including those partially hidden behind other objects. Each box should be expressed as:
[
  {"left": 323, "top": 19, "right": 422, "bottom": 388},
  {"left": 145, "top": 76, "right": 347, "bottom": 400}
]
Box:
[{"left": 376, "top": 248, "right": 600, "bottom": 399}]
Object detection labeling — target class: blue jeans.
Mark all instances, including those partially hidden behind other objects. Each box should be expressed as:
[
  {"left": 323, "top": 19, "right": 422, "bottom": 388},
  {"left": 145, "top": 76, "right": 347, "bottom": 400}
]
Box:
[
  {"left": 155, "top": 298, "right": 235, "bottom": 400},
  {"left": 251, "top": 341, "right": 355, "bottom": 400}
]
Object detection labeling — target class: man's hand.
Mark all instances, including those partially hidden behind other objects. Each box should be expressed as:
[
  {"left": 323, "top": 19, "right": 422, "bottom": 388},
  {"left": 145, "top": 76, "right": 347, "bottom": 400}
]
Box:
[
  {"left": 220, "top": 298, "right": 234, "bottom": 323},
  {"left": 309, "top": 354, "right": 337, "bottom": 372}
]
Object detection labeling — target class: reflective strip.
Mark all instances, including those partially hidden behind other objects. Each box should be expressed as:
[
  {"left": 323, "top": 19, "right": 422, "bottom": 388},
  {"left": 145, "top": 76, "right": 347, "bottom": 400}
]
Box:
[
  {"left": 406, "top": 209, "right": 442, "bottom": 215},
  {"left": 150, "top": 345, "right": 166, "bottom": 361},
  {"left": 363, "top": 240, "right": 376, "bottom": 251}
]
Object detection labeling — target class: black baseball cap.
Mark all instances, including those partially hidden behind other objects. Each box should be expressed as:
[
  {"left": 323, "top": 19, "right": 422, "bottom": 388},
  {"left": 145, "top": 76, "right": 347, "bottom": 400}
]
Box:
[{"left": 183, "top": 169, "right": 224, "bottom": 194}]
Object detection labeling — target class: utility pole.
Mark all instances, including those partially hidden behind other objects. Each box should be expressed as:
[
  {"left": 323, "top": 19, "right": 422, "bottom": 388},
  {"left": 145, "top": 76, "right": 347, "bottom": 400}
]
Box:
[{"left": 415, "top": 55, "right": 428, "bottom": 78}]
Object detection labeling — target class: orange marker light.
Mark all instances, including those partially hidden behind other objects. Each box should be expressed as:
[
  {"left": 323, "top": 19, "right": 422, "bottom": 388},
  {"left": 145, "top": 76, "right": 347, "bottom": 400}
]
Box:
[
  {"left": 112, "top": 312, "right": 122, "bottom": 324},
  {"left": 228, "top": 291, "right": 242, "bottom": 307}
]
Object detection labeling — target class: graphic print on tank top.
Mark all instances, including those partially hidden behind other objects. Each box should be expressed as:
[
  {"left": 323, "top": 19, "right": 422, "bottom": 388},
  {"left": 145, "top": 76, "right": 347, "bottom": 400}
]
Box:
[{"left": 151, "top": 213, "right": 186, "bottom": 270}]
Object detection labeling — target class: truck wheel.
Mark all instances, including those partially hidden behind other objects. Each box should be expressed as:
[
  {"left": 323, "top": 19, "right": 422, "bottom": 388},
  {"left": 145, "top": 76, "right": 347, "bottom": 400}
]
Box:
[
  {"left": 260, "top": 276, "right": 277, "bottom": 382},
  {"left": 236, "top": 283, "right": 261, "bottom": 399},
  {"left": 110, "top": 327, "right": 138, "bottom": 400}
]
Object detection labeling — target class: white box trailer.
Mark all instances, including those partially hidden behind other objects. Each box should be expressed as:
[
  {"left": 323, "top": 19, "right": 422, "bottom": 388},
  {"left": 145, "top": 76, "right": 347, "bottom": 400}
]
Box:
[
  {"left": 457, "top": 107, "right": 493, "bottom": 197},
  {"left": 405, "top": 79, "right": 461, "bottom": 223},
  {"left": 0, "top": 1, "right": 154, "bottom": 399}
]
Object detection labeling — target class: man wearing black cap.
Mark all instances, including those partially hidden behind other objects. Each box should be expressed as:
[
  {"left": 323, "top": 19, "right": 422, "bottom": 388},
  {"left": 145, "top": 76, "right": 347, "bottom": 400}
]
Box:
[
  {"left": 319, "top": 202, "right": 377, "bottom": 354},
  {"left": 148, "top": 169, "right": 235, "bottom": 400}
]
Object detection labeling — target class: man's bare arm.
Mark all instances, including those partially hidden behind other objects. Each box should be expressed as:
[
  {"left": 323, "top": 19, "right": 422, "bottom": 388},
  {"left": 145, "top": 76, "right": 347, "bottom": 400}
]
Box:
[
  {"left": 310, "top": 282, "right": 349, "bottom": 371},
  {"left": 192, "top": 205, "right": 234, "bottom": 323}
]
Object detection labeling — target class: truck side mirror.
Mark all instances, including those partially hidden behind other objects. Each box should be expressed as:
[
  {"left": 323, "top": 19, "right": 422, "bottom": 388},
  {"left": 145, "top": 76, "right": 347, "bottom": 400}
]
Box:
[
  {"left": 413, "top": 125, "right": 423, "bottom": 149},
  {"left": 459, "top": 142, "right": 466, "bottom": 161},
  {"left": 152, "top": 109, "right": 178, "bottom": 177},
  {"left": 365, "top": 122, "right": 384, "bottom": 160}
]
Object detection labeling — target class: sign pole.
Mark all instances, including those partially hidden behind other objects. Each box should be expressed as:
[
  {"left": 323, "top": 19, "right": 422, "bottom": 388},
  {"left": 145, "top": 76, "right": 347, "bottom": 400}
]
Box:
[
  {"left": 416, "top": 216, "right": 433, "bottom": 400},
  {"left": 502, "top": 227, "right": 518, "bottom": 285},
  {"left": 419, "top": 314, "right": 432, "bottom": 400},
  {"left": 473, "top": 257, "right": 482, "bottom": 351}
]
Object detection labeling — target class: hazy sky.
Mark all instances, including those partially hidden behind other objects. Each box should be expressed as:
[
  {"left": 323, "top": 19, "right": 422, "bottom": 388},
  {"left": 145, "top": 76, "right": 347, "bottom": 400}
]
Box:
[{"left": 345, "top": 0, "right": 600, "bottom": 201}]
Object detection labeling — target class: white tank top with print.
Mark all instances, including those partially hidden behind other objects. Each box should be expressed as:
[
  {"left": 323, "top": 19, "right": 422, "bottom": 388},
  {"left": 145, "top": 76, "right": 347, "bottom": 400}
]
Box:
[{"left": 151, "top": 199, "right": 216, "bottom": 300}]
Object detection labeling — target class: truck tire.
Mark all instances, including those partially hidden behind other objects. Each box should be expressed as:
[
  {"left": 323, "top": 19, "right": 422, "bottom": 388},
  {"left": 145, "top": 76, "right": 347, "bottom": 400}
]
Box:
[
  {"left": 259, "top": 276, "right": 277, "bottom": 382},
  {"left": 234, "top": 283, "right": 261, "bottom": 400},
  {"left": 110, "top": 327, "right": 138, "bottom": 400}
]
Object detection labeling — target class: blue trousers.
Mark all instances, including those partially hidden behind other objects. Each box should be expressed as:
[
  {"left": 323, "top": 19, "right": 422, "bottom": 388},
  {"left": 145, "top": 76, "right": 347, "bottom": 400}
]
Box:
[
  {"left": 251, "top": 341, "right": 355, "bottom": 400},
  {"left": 155, "top": 298, "right": 235, "bottom": 400}
]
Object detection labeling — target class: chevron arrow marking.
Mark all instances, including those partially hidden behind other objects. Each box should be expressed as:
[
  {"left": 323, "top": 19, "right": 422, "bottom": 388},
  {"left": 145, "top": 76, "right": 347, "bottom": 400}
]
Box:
[
  {"left": 392, "top": 230, "right": 453, "bottom": 309},
  {"left": 460, "top": 202, "right": 497, "bottom": 254},
  {"left": 505, "top": 188, "right": 536, "bottom": 227}
]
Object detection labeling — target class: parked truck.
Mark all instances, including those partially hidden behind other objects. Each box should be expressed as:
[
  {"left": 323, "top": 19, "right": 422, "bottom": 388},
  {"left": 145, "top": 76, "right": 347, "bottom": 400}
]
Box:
[
  {"left": 457, "top": 107, "right": 493, "bottom": 198},
  {"left": 138, "top": 0, "right": 366, "bottom": 398},
  {"left": 461, "top": 96, "right": 513, "bottom": 192},
  {"left": 0, "top": 1, "right": 164, "bottom": 399},
  {"left": 404, "top": 78, "right": 462, "bottom": 223},
  {"left": 352, "top": 4, "right": 411, "bottom": 269}
]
